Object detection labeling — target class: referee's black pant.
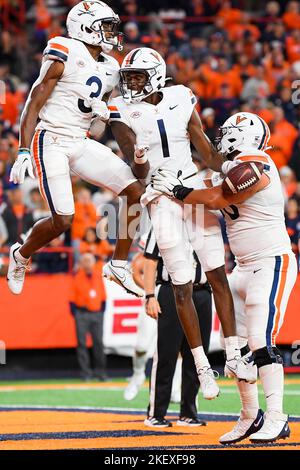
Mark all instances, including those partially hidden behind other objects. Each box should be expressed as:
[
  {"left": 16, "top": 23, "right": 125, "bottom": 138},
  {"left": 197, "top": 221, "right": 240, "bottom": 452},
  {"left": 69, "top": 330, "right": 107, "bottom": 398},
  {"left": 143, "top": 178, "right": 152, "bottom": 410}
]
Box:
[{"left": 147, "top": 283, "right": 212, "bottom": 420}]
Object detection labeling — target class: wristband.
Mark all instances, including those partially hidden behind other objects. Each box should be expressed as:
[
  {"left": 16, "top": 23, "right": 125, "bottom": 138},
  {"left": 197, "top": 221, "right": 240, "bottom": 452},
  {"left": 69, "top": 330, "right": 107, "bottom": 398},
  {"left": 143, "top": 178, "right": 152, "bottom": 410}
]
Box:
[
  {"left": 173, "top": 185, "right": 194, "bottom": 201},
  {"left": 19, "top": 147, "right": 30, "bottom": 153},
  {"left": 145, "top": 293, "right": 155, "bottom": 300}
]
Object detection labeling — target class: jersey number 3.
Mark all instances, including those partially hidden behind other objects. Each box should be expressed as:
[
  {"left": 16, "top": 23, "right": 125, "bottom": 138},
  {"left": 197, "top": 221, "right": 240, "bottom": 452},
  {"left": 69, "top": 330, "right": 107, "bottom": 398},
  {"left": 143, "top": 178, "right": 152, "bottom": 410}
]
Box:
[{"left": 78, "top": 76, "right": 102, "bottom": 114}]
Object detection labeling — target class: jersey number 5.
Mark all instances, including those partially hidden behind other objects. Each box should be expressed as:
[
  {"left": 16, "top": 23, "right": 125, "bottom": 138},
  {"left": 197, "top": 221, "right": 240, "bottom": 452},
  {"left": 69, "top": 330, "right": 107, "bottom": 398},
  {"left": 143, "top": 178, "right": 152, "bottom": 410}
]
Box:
[{"left": 78, "top": 76, "right": 102, "bottom": 114}]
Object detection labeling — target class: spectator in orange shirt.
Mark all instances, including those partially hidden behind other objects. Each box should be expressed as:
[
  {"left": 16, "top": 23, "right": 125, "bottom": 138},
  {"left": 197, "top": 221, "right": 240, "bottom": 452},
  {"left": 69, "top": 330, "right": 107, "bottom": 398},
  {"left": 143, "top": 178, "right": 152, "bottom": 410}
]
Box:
[
  {"left": 227, "top": 12, "right": 261, "bottom": 43},
  {"left": 70, "top": 253, "right": 107, "bottom": 381},
  {"left": 267, "top": 118, "right": 295, "bottom": 169},
  {"left": 286, "top": 29, "right": 300, "bottom": 64},
  {"left": 232, "top": 54, "right": 257, "bottom": 82},
  {"left": 282, "top": 1, "right": 300, "bottom": 30},
  {"left": 210, "top": 58, "right": 243, "bottom": 99},
  {"left": 71, "top": 187, "right": 97, "bottom": 241},
  {"left": 35, "top": 0, "right": 51, "bottom": 31},
  {"left": 217, "top": 1, "right": 242, "bottom": 27},
  {"left": 272, "top": 106, "right": 299, "bottom": 158},
  {"left": 264, "top": 50, "right": 290, "bottom": 93},
  {"left": 79, "top": 227, "right": 114, "bottom": 261}
]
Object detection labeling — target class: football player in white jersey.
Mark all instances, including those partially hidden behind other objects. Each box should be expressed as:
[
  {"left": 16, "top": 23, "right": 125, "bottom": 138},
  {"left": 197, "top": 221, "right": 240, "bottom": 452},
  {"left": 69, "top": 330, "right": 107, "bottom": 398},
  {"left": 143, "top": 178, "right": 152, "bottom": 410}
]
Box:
[
  {"left": 108, "top": 47, "right": 256, "bottom": 400},
  {"left": 152, "top": 112, "right": 298, "bottom": 443},
  {"left": 7, "top": 1, "right": 144, "bottom": 298}
]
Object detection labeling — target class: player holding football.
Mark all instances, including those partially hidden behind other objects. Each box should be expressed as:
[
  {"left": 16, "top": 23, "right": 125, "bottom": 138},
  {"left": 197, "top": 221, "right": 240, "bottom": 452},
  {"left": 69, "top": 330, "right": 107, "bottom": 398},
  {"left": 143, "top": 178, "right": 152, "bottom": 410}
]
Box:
[
  {"left": 108, "top": 47, "right": 256, "bottom": 399},
  {"left": 152, "top": 112, "right": 297, "bottom": 443},
  {"left": 8, "top": 1, "right": 144, "bottom": 298}
]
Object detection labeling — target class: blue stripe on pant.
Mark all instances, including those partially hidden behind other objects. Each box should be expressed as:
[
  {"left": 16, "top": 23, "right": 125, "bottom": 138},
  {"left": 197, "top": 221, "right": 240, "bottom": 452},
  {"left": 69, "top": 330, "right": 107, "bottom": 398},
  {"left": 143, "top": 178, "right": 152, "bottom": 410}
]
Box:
[
  {"left": 38, "top": 130, "right": 56, "bottom": 213},
  {"left": 266, "top": 256, "right": 282, "bottom": 347}
]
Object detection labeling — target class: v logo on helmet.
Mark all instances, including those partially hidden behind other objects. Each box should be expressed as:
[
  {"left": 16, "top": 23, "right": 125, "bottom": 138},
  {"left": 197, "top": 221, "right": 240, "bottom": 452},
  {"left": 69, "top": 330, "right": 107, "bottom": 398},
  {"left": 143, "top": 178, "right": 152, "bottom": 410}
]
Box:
[{"left": 236, "top": 115, "right": 247, "bottom": 125}]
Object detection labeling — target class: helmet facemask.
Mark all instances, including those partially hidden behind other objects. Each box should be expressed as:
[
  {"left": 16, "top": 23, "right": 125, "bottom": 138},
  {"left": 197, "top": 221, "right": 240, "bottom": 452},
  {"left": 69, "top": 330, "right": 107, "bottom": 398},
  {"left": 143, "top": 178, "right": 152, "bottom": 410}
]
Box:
[
  {"left": 93, "top": 18, "right": 123, "bottom": 50},
  {"left": 120, "top": 67, "right": 163, "bottom": 103},
  {"left": 215, "top": 125, "right": 245, "bottom": 158},
  {"left": 86, "top": 17, "right": 123, "bottom": 52}
]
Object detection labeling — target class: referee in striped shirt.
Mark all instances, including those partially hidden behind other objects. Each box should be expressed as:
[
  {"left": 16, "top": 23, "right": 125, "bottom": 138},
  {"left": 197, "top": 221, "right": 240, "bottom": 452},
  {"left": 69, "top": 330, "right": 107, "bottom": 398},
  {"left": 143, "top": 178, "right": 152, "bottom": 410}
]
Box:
[{"left": 143, "top": 228, "right": 212, "bottom": 427}]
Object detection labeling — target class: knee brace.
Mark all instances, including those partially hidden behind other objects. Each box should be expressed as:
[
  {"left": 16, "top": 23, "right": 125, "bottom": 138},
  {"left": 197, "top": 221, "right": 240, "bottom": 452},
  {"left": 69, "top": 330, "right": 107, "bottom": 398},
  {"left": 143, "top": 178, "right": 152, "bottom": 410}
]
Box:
[{"left": 252, "top": 346, "right": 283, "bottom": 369}]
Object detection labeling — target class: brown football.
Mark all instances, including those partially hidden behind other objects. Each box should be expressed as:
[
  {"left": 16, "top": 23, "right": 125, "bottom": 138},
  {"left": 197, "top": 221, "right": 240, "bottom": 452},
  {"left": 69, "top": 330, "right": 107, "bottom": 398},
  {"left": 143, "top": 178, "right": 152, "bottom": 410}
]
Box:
[{"left": 222, "top": 161, "right": 264, "bottom": 196}]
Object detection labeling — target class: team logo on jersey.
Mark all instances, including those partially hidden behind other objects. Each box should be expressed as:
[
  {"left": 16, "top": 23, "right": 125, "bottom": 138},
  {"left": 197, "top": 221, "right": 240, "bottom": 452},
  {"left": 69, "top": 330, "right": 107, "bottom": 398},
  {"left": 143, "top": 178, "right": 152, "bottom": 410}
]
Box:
[
  {"left": 77, "top": 59, "right": 86, "bottom": 68},
  {"left": 130, "top": 111, "right": 142, "bottom": 119}
]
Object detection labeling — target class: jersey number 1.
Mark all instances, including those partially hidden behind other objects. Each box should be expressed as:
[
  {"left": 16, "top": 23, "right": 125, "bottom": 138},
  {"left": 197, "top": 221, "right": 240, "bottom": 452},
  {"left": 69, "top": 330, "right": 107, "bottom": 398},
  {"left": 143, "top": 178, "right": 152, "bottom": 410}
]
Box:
[
  {"left": 157, "top": 119, "right": 170, "bottom": 158},
  {"left": 78, "top": 76, "right": 102, "bottom": 114}
]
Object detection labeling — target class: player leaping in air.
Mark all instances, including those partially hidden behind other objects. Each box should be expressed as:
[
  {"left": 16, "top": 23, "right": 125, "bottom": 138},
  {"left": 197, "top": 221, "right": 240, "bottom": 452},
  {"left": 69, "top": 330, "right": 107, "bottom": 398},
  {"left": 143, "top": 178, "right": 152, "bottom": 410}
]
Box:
[
  {"left": 8, "top": 1, "right": 145, "bottom": 298},
  {"left": 107, "top": 47, "right": 257, "bottom": 400},
  {"left": 152, "top": 112, "right": 297, "bottom": 443}
]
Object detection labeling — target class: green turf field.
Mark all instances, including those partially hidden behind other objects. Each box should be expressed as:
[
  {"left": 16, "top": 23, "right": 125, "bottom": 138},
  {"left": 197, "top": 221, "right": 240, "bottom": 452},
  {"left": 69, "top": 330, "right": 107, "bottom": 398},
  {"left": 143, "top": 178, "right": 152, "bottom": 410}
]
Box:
[{"left": 0, "top": 377, "right": 299, "bottom": 416}]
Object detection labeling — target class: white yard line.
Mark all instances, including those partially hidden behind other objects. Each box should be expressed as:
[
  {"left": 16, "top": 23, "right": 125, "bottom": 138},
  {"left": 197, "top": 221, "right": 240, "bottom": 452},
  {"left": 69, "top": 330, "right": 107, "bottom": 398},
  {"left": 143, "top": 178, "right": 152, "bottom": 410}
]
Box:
[{"left": 0, "top": 404, "right": 299, "bottom": 419}]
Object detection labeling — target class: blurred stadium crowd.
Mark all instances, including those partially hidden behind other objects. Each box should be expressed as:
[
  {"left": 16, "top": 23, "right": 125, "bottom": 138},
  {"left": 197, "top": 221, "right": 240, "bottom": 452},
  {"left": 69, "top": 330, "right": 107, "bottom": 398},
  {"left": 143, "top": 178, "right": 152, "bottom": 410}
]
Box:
[{"left": 1, "top": 0, "right": 300, "bottom": 274}]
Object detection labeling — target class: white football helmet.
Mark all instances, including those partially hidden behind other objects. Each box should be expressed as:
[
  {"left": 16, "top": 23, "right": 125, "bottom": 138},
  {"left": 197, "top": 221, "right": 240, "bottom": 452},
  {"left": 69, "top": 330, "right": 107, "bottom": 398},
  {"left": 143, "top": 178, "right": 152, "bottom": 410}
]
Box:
[
  {"left": 217, "top": 112, "right": 271, "bottom": 155},
  {"left": 66, "top": 1, "right": 123, "bottom": 53},
  {"left": 120, "top": 47, "right": 166, "bottom": 103}
]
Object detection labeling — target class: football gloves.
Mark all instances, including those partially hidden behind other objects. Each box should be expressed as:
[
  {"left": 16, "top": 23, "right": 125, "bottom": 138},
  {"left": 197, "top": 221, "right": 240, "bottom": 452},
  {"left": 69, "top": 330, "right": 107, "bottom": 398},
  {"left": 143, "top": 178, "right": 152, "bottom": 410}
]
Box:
[
  {"left": 10, "top": 149, "right": 35, "bottom": 184},
  {"left": 90, "top": 98, "right": 110, "bottom": 122},
  {"left": 151, "top": 168, "right": 193, "bottom": 201}
]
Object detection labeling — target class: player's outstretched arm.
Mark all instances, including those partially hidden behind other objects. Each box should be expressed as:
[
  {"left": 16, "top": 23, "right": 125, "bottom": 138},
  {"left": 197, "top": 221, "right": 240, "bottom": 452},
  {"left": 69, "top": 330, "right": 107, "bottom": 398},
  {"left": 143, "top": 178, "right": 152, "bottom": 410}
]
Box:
[
  {"left": 110, "top": 121, "right": 150, "bottom": 179},
  {"left": 188, "top": 109, "right": 225, "bottom": 172},
  {"left": 19, "top": 61, "right": 64, "bottom": 149},
  {"left": 184, "top": 174, "right": 270, "bottom": 208},
  {"left": 151, "top": 168, "right": 270, "bottom": 208}
]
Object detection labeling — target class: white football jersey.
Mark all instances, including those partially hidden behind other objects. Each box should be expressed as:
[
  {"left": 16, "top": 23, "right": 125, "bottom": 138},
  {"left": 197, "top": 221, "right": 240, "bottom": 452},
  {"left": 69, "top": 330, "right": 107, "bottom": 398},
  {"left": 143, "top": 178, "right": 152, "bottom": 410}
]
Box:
[
  {"left": 34, "top": 36, "right": 119, "bottom": 138},
  {"left": 109, "top": 85, "right": 198, "bottom": 184},
  {"left": 213, "top": 149, "right": 292, "bottom": 263}
]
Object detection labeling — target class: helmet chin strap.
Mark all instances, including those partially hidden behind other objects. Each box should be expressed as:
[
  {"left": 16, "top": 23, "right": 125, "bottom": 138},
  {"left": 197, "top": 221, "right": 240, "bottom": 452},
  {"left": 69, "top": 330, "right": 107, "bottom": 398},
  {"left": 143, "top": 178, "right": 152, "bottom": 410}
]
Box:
[{"left": 100, "top": 42, "right": 113, "bottom": 53}]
